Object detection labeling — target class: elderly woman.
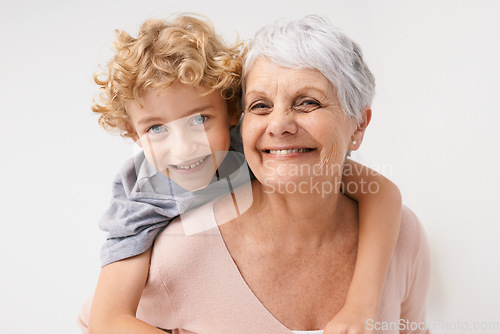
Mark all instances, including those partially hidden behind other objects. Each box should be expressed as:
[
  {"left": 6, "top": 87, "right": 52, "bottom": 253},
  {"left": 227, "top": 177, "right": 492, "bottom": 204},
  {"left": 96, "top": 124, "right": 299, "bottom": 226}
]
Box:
[{"left": 124, "top": 16, "right": 430, "bottom": 333}]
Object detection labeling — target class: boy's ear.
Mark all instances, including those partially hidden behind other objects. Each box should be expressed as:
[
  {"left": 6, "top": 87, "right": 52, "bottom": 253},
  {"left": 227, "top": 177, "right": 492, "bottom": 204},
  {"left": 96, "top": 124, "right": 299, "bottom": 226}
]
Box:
[
  {"left": 132, "top": 135, "right": 142, "bottom": 148},
  {"left": 229, "top": 110, "right": 242, "bottom": 127},
  {"left": 226, "top": 98, "right": 242, "bottom": 127},
  {"left": 125, "top": 121, "right": 142, "bottom": 147}
]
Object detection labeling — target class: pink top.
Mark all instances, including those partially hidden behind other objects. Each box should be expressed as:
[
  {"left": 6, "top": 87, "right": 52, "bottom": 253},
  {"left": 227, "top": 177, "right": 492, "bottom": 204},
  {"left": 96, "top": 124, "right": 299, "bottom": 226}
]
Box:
[{"left": 78, "top": 203, "right": 430, "bottom": 334}]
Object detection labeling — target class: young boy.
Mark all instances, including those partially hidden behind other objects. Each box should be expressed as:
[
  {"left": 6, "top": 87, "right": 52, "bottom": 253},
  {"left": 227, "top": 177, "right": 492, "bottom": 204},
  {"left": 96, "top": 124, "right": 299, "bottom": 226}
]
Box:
[{"left": 82, "top": 14, "right": 402, "bottom": 334}]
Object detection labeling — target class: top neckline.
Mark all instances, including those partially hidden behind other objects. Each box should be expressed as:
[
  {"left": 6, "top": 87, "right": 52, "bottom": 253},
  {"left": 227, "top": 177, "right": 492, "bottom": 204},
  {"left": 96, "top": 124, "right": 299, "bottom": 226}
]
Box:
[{"left": 207, "top": 201, "right": 324, "bottom": 333}]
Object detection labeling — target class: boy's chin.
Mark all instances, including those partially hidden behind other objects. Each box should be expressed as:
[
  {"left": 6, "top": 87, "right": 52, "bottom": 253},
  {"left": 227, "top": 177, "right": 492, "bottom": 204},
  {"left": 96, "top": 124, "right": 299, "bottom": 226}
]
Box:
[
  {"left": 178, "top": 173, "right": 213, "bottom": 191},
  {"left": 167, "top": 172, "right": 215, "bottom": 192}
]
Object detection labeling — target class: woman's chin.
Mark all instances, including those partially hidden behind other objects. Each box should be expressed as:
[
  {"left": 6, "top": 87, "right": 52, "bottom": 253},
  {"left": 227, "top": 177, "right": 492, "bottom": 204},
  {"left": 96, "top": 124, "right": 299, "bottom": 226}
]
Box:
[{"left": 257, "top": 170, "right": 344, "bottom": 198}]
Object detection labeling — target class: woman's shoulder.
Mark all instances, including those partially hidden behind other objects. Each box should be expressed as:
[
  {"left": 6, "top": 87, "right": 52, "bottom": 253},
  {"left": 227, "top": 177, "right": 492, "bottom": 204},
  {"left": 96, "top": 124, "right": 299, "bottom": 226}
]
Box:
[
  {"left": 392, "top": 206, "right": 431, "bottom": 283},
  {"left": 397, "top": 206, "right": 429, "bottom": 256},
  {"left": 388, "top": 206, "right": 431, "bottom": 318},
  {"left": 151, "top": 177, "right": 254, "bottom": 267},
  {"left": 139, "top": 200, "right": 236, "bottom": 330},
  {"left": 151, "top": 201, "right": 222, "bottom": 269}
]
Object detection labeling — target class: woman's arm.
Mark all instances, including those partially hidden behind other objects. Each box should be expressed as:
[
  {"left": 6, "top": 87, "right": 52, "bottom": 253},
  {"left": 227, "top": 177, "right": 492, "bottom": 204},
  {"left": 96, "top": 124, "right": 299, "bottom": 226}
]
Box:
[
  {"left": 88, "top": 249, "right": 166, "bottom": 334},
  {"left": 325, "top": 158, "right": 402, "bottom": 334}
]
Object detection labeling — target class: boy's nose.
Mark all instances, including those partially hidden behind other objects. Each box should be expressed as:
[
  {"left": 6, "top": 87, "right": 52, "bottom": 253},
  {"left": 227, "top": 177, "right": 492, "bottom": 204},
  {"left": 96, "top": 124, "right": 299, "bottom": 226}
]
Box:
[
  {"left": 168, "top": 128, "right": 209, "bottom": 162},
  {"left": 168, "top": 129, "right": 199, "bottom": 160}
]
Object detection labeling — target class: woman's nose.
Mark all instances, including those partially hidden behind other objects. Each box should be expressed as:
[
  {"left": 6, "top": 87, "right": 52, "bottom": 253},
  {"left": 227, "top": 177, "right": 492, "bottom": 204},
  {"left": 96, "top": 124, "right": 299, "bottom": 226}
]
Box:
[{"left": 266, "top": 107, "right": 298, "bottom": 137}]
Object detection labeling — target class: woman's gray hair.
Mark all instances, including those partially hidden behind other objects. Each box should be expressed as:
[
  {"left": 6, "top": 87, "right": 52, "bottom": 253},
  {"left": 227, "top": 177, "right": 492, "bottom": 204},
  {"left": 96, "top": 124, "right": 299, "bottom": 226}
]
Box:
[{"left": 243, "top": 15, "right": 375, "bottom": 124}]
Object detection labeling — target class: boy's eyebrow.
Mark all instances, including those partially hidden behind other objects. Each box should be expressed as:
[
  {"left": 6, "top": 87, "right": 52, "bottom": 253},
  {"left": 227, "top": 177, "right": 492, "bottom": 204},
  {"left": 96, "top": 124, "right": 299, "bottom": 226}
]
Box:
[
  {"left": 185, "top": 104, "right": 216, "bottom": 116},
  {"left": 138, "top": 104, "right": 217, "bottom": 127},
  {"left": 138, "top": 117, "right": 164, "bottom": 128}
]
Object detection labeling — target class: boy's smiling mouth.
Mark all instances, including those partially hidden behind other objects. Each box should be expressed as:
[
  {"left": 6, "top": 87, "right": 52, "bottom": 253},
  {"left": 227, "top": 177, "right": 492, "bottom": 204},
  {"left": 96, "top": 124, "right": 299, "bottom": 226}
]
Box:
[{"left": 170, "top": 155, "right": 211, "bottom": 170}]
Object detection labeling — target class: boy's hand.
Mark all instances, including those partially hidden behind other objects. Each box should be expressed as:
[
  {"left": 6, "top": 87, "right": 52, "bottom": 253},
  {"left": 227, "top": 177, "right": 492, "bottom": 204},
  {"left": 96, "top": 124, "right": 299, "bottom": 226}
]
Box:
[{"left": 323, "top": 307, "right": 375, "bottom": 334}]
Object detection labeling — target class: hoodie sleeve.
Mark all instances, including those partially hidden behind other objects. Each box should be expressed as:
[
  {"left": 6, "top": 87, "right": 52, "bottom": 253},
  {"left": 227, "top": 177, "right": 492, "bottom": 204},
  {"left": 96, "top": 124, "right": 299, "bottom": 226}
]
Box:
[{"left": 98, "top": 155, "right": 182, "bottom": 267}]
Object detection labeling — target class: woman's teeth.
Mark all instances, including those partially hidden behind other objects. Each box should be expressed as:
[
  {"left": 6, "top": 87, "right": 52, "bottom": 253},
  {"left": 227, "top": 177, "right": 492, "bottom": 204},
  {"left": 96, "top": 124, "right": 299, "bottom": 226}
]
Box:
[
  {"left": 173, "top": 156, "right": 207, "bottom": 170},
  {"left": 267, "top": 148, "right": 313, "bottom": 155}
]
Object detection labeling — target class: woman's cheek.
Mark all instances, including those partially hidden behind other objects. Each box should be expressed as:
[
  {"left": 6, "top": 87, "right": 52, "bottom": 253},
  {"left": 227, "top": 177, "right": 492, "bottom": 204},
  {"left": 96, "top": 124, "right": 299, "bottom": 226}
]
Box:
[
  {"left": 241, "top": 115, "right": 257, "bottom": 149},
  {"left": 317, "top": 119, "right": 352, "bottom": 169}
]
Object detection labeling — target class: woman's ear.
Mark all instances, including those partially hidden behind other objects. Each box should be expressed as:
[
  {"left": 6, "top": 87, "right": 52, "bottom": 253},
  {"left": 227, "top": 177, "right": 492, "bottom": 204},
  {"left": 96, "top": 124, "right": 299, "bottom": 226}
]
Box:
[{"left": 350, "top": 106, "right": 372, "bottom": 151}]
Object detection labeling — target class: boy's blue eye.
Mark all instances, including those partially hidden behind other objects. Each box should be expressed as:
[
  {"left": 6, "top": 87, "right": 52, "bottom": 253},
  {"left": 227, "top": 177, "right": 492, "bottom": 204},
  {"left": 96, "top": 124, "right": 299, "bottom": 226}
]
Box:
[
  {"left": 192, "top": 115, "right": 207, "bottom": 125},
  {"left": 149, "top": 125, "right": 165, "bottom": 134}
]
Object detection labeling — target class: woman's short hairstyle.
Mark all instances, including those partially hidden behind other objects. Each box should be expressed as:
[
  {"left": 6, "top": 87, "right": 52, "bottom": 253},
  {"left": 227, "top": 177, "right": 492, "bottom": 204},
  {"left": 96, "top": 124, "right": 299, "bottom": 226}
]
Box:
[
  {"left": 243, "top": 15, "right": 375, "bottom": 124},
  {"left": 93, "top": 15, "right": 244, "bottom": 137}
]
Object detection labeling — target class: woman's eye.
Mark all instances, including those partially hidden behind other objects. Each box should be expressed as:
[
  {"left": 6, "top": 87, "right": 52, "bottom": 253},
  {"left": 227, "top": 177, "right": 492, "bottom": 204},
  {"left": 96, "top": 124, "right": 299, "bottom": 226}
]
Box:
[
  {"left": 295, "top": 99, "right": 321, "bottom": 111},
  {"left": 148, "top": 125, "right": 166, "bottom": 134},
  {"left": 252, "top": 103, "right": 268, "bottom": 109},
  {"left": 248, "top": 102, "right": 272, "bottom": 114},
  {"left": 191, "top": 115, "right": 208, "bottom": 126}
]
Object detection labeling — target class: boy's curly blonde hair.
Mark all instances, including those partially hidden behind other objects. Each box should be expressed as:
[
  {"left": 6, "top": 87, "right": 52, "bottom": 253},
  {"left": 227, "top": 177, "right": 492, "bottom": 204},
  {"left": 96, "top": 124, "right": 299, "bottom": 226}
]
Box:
[{"left": 93, "top": 15, "right": 245, "bottom": 137}]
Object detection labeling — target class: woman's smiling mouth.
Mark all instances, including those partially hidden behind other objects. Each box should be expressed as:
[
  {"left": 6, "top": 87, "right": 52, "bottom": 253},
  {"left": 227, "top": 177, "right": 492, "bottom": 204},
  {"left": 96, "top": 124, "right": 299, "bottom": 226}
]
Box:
[{"left": 263, "top": 148, "right": 316, "bottom": 155}]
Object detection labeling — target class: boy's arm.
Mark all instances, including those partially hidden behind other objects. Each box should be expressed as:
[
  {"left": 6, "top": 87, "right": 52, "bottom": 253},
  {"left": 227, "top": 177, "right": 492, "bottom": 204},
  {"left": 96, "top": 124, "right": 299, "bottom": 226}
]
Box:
[
  {"left": 88, "top": 249, "right": 166, "bottom": 334},
  {"left": 325, "top": 159, "right": 402, "bottom": 333}
]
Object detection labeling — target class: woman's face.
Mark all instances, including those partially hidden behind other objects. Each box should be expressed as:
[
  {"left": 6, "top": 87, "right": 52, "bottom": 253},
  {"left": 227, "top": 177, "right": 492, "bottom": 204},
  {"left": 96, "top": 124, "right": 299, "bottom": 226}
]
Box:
[{"left": 242, "top": 58, "right": 357, "bottom": 190}]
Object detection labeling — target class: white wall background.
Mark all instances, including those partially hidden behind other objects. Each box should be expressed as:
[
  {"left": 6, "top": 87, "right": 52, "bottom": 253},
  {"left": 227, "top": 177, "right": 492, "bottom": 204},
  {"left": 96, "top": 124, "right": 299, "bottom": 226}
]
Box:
[{"left": 1, "top": 0, "right": 499, "bottom": 333}]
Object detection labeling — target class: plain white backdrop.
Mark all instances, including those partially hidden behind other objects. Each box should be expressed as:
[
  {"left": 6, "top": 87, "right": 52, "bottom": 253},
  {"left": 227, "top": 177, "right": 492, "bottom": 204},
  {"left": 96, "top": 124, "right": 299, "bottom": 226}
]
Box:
[{"left": 1, "top": 0, "right": 499, "bottom": 333}]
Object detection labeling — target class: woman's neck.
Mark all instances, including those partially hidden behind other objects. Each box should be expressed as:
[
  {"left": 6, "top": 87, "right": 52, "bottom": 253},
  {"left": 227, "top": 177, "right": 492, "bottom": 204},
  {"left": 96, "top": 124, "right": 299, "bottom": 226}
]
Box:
[{"left": 242, "top": 179, "right": 356, "bottom": 248}]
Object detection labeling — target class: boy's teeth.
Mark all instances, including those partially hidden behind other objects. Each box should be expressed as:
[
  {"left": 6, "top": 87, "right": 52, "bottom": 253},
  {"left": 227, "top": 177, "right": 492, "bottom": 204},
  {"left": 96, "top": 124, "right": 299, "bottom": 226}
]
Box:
[
  {"left": 268, "top": 148, "right": 312, "bottom": 154},
  {"left": 175, "top": 156, "right": 206, "bottom": 169}
]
